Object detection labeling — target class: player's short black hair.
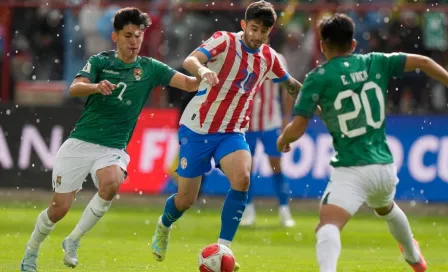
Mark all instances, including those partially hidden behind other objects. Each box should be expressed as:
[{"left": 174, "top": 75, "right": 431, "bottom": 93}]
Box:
[
  {"left": 319, "top": 13, "right": 355, "bottom": 52},
  {"left": 113, "top": 7, "right": 151, "bottom": 32},
  {"left": 245, "top": 1, "right": 277, "bottom": 28}
]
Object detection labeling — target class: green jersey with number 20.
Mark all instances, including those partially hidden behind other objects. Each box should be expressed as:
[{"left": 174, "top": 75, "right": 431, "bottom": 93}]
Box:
[
  {"left": 293, "top": 52, "right": 407, "bottom": 167},
  {"left": 69, "top": 51, "right": 176, "bottom": 149}
]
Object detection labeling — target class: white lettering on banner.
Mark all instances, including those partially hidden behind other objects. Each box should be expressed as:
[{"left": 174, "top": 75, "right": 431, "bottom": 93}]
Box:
[
  {"left": 18, "top": 125, "right": 63, "bottom": 169},
  {"left": 387, "top": 135, "right": 404, "bottom": 170},
  {"left": 139, "top": 129, "right": 177, "bottom": 173},
  {"left": 281, "top": 134, "right": 315, "bottom": 179},
  {"left": 0, "top": 127, "right": 13, "bottom": 169},
  {"left": 312, "top": 134, "right": 334, "bottom": 179},
  {"left": 408, "top": 135, "right": 439, "bottom": 183},
  {"left": 439, "top": 137, "right": 448, "bottom": 182}
]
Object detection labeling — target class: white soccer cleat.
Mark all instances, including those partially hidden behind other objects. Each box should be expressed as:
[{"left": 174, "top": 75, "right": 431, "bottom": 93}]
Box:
[
  {"left": 152, "top": 216, "right": 172, "bottom": 262},
  {"left": 62, "top": 238, "right": 80, "bottom": 268},
  {"left": 240, "top": 203, "right": 256, "bottom": 226},
  {"left": 279, "top": 205, "right": 296, "bottom": 228},
  {"left": 20, "top": 245, "right": 38, "bottom": 272}
]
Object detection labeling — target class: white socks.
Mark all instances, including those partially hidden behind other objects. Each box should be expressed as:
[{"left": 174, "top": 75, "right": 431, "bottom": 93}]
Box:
[
  {"left": 376, "top": 204, "right": 420, "bottom": 263},
  {"left": 316, "top": 224, "right": 341, "bottom": 272},
  {"left": 68, "top": 193, "right": 112, "bottom": 241},
  {"left": 28, "top": 209, "right": 55, "bottom": 251},
  {"left": 218, "top": 239, "right": 231, "bottom": 248}
]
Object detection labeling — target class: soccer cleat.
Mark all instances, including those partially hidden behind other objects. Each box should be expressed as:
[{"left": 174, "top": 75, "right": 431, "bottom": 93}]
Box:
[
  {"left": 279, "top": 205, "right": 296, "bottom": 228},
  {"left": 233, "top": 261, "right": 240, "bottom": 271},
  {"left": 399, "top": 238, "right": 427, "bottom": 272},
  {"left": 152, "top": 217, "right": 172, "bottom": 262},
  {"left": 240, "top": 204, "right": 256, "bottom": 227},
  {"left": 62, "top": 238, "right": 80, "bottom": 268},
  {"left": 20, "top": 246, "right": 38, "bottom": 272}
]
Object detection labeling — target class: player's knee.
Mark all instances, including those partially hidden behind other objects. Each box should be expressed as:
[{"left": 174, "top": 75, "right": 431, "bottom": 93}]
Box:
[
  {"left": 231, "top": 171, "right": 250, "bottom": 191},
  {"left": 175, "top": 193, "right": 196, "bottom": 211},
  {"left": 98, "top": 179, "right": 120, "bottom": 201}
]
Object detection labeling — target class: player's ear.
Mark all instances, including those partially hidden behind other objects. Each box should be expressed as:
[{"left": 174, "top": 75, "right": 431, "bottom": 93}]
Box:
[
  {"left": 240, "top": 20, "right": 246, "bottom": 31},
  {"left": 111, "top": 32, "right": 118, "bottom": 43},
  {"left": 350, "top": 39, "right": 357, "bottom": 53}
]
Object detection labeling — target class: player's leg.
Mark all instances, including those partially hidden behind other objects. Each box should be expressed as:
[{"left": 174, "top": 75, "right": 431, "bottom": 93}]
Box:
[
  {"left": 263, "top": 128, "right": 295, "bottom": 227},
  {"left": 315, "top": 167, "right": 366, "bottom": 272},
  {"left": 367, "top": 164, "right": 426, "bottom": 271},
  {"left": 214, "top": 134, "right": 251, "bottom": 248},
  {"left": 152, "top": 125, "right": 214, "bottom": 262},
  {"left": 62, "top": 148, "right": 130, "bottom": 268},
  {"left": 21, "top": 139, "right": 91, "bottom": 272},
  {"left": 240, "top": 131, "right": 258, "bottom": 226}
]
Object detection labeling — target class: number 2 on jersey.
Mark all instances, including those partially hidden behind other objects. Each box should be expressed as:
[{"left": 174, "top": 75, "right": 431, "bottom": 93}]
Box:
[
  {"left": 235, "top": 69, "right": 256, "bottom": 92},
  {"left": 334, "top": 81, "right": 385, "bottom": 138},
  {"left": 117, "top": 82, "right": 127, "bottom": 100}
]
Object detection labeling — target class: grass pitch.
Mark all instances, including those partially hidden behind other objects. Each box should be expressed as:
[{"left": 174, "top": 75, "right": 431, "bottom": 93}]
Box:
[{"left": 0, "top": 191, "right": 447, "bottom": 272}]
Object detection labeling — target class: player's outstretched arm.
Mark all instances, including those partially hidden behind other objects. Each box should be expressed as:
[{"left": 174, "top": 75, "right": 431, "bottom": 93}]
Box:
[
  {"left": 168, "top": 72, "right": 201, "bottom": 92},
  {"left": 183, "top": 51, "right": 219, "bottom": 86},
  {"left": 405, "top": 54, "right": 448, "bottom": 86},
  {"left": 69, "top": 77, "right": 116, "bottom": 97},
  {"left": 281, "top": 85, "right": 294, "bottom": 130},
  {"left": 279, "top": 77, "right": 302, "bottom": 99},
  {"left": 277, "top": 116, "right": 309, "bottom": 153}
]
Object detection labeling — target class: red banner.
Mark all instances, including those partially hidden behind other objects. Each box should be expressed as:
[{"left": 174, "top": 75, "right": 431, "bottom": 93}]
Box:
[{"left": 119, "top": 108, "right": 179, "bottom": 193}]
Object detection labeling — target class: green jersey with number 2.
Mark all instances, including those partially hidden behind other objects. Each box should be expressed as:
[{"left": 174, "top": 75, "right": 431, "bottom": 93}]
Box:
[
  {"left": 69, "top": 51, "right": 176, "bottom": 149},
  {"left": 293, "top": 53, "right": 407, "bottom": 167}
]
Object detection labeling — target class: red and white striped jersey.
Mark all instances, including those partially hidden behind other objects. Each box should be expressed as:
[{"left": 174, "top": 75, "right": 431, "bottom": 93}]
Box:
[
  {"left": 180, "top": 31, "right": 289, "bottom": 134},
  {"left": 249, "top": 54, "right": 287, "bottom": 132}
]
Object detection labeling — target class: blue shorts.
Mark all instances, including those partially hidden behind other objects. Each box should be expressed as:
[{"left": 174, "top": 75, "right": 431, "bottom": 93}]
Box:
[
  {"left": 176, "top": 125, "right": 250, "bottom": 178},
  {"left": 245, "top": 128, "right": 281, "bottom": 157}
]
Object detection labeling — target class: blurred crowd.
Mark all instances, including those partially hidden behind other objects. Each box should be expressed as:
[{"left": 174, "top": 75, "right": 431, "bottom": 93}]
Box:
[{"left": 4, "top": 0, "right": 448, "bottom": 114}]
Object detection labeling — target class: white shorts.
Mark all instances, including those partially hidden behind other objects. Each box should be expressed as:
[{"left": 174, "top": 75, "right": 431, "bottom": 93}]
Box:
[
  {"left": 52, "top": 138, "right": 130, "bottom": 193},
  {"left": 321, "top": 163, "right": 399, "bottom": 215}
]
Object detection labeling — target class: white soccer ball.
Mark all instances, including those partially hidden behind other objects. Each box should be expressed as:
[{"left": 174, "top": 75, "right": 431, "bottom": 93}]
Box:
[{"left": 198, "top": 243, "right": 235, "bottom": 272}]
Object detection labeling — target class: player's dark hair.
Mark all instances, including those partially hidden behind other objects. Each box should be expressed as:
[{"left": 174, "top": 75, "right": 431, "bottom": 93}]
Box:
[
  {"left": 319, "top": 13, "right": 355, "bottom": 52},
  {"left": 113, "top": 7, "right": 151, "bottom": 32},
  {"left": 245, "top": 1, "right": 277, "bottom": 28}
]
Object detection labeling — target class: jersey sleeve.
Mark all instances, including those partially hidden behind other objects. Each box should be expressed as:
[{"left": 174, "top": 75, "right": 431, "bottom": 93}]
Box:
[
  {"left": 151, "top": 59, "right": 176, "bottom": 87},
  {"left": 293, "top": 71, "right": 324, "bottom": 119},
  {"left": 378, "top": 52, "right": 407, "bottom": 78},
  {"left": 196, "top": 31, "right": 228, "bottom": 62},
  {"left": 267, "top": 51, "right": 290, "bottom": 83},
  {"left": 76, "top": 54, "right": 103, "bottom": 83}
]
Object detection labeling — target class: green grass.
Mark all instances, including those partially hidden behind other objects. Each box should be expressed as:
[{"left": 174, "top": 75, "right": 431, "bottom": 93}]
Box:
[{"left": 1, "top": 200, "right": 447, "bottom": 272}]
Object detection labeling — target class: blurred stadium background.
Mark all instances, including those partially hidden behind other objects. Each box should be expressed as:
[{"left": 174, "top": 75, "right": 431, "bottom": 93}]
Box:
[{"left": 1, "top": 0, "right": 448, "bottom": 271}]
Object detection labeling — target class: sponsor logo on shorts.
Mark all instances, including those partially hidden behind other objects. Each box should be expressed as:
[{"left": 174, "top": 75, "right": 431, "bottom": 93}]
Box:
[{"left": 180, "top": 157, "right": 187, "bottom": 169}]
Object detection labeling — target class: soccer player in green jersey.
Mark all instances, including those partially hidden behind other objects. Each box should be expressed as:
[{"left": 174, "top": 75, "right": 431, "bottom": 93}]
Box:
[
  {"left": 20, "top": 7, "right": 201, "bottom": 272},
  {"left": 277, "top": 14, "right": 448, "bottom": 272}
]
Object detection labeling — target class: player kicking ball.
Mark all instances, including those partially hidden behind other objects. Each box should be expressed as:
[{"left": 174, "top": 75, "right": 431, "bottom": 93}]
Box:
[
  {"left": 241, "top": 43, "right": 296, "bottom": 228},
  {"left": 151, "top": 1, "right": 303, "bottom": 270},
  {"left": 20, "top": 7, "right": 201, "bottom": 272},
  {"left": 276, "top": 13, "right": 448, "bottom": 272}
]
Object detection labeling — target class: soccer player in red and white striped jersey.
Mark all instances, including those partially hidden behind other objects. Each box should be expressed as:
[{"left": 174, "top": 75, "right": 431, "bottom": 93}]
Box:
[
  {"left": 152, "top": 2, "right": 302, "bottom": 268},
  {"left": 241, "top": 49, "right": 296, "bottom": 228}
]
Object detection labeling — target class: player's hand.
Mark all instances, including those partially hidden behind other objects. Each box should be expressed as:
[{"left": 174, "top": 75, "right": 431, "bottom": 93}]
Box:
[
  {"left": 96, "top": 80, "right": 117, "bottom": 95},
  {"left": 198, "top": 66, "right": 219, "bottom": 86},
  {"left": 277, "top": 136, "right": 291, "bottom": 153}
]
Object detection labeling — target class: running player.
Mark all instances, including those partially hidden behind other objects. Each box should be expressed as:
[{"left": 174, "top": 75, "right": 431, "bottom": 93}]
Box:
[
  {"left": 241, "top": 47, "right": 295, "bottom": 227},
  {"left": 276, "top": 13, "right": 447, "bottom": 272},
  {"left": 151, "top": 1, "right": 303, "bottom": 269},
  {"left": 20, "top": 7, "right": 201, "bottom": 272}
]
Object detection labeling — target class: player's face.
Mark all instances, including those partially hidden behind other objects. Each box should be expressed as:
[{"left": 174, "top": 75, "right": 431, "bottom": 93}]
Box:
[
  {"left": 241, "top": 19, "right": 271, "bottom": 50},
  {"left": 112, "top": 24, "right": 145, "bottom": 59}
]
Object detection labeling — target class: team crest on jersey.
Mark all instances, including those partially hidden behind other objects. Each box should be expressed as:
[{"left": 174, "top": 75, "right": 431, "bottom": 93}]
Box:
[
  {"left": 180, "top": 157, "right": 188, "bottom": 169},
  {"left": 134, "top": 68, "right": 142, "bottom": 80},
  {"left": 260, "top": 59, "right": 268, "bottom": 76}
]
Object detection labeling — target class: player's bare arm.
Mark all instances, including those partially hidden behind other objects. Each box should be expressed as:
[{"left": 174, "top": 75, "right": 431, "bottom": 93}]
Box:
[
  {"left": 281, "top": 85, "right": 294, "bottom": 130},
  {"left": 404, "top": 54, "right": 448, "bottom": 86},
  {"left": 168, "top": 72, "right": 201, "bottom": 92},
  {"left": 69, "top": 77, "right": 117, "bottom": 97},
  {"left": 183, "top": 51, "right": 219, "bottom": 86},
  {"left": 276, "top": 116, "right": 309, "bottom": 153},
  {"left": 280, "top": 77, "right": 302, "bottom": 99}
]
